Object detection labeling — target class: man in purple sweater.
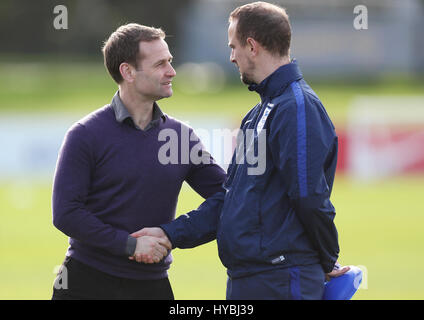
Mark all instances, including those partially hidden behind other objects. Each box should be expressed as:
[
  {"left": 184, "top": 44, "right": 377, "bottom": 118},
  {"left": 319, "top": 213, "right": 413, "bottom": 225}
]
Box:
[{"left": 51, "top": 24, "right": 226, "bottom": 300}]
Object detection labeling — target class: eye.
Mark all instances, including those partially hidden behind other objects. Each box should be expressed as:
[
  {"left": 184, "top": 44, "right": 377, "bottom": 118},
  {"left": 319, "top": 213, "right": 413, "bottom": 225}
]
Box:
[
  {"left": 156, "top": 58, "right": 173, "bottom": 68},
  {"left": 155, "top": 60, "right": 165, "bottom": 67}
]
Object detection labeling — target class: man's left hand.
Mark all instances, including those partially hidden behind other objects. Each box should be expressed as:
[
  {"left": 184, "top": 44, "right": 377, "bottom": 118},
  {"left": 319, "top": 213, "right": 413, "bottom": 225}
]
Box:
[{"left": 325, "top": 262, "right": 350, "bottom": 282}]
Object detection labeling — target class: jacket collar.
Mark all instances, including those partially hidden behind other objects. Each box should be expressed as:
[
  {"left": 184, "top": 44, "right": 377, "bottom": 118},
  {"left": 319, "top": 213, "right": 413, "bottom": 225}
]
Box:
[{"left": 248, "top": 59, "right": 303, "bottom": 100}]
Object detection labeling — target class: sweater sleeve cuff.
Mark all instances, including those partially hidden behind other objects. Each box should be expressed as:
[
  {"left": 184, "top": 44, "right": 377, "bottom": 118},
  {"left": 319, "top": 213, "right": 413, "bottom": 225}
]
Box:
[{"left": 125, "top": 235, "right": 137, "bottom": 256}]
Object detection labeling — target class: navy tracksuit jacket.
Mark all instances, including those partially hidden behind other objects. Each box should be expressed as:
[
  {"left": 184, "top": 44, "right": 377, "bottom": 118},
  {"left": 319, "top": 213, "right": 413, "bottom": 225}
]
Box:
[{"left": 161, "top": 60, "right": 340, "bottom": 297}]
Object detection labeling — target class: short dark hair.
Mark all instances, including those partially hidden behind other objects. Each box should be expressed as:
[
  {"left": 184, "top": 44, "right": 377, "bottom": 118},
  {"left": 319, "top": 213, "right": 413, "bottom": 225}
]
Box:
[
  {"left": 102, "top": 23, "right": 165, "bottom": 83},
  {"left": 229, "top": 1, "right": 291, "bottom": 57}
]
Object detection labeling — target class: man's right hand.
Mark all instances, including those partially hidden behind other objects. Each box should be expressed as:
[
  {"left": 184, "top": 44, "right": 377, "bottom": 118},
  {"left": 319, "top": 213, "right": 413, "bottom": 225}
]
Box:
[{"left": 131, "top": 235, "right": 172, "bottom": 264}]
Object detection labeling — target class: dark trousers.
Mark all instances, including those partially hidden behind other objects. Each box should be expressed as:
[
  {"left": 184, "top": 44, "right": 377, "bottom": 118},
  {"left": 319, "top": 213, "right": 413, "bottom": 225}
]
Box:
[
  {"left": 52, "top": 257, "right": 174, "bottom": 300},
  {"left": 226, "top": 264, "right": 325, "bottom": 300}
]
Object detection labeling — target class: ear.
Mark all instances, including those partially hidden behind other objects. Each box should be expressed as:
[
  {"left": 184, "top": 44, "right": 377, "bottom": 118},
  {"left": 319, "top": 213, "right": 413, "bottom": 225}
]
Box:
[
  {"left": 246, "top": 37, "right": 258, "bottom": 56},
  {"left": 119, "top": 62, "right": 136, "bottom": 83}
]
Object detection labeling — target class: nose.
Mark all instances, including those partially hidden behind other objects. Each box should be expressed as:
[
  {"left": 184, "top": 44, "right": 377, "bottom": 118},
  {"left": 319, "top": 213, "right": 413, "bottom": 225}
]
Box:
[
  {"left": 167, "top": 63, "right": 176, "bottom": 77},
  {"left": 230, "top": 49, "right": 235, "bottom": 63}
]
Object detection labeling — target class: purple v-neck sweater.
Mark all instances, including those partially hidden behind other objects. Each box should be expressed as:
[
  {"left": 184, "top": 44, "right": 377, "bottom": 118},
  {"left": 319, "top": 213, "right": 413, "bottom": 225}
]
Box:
[{"left": 52, "top": 97, "right": 226, "bottom": 280}]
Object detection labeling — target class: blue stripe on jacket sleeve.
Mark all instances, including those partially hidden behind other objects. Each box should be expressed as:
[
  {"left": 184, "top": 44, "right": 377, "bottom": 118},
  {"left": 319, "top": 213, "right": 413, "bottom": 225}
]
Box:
[{"left": 290, "top": 81, "right": 308, "bottom": 198}]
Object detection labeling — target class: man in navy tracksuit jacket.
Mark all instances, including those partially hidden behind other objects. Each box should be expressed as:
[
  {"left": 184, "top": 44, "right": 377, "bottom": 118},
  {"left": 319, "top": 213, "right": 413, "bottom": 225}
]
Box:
[{"left": 134, "top": 2, "right": 347, "bottom": 299}]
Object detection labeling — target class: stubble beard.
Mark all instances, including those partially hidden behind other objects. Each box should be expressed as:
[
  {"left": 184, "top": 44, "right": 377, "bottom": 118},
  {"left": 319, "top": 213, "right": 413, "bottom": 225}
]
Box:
[
  {"left": 241, "top": 73, "right": 255, "bottom": 85},
  {"left": 239, "top": 58, "right": 256, "bottom": 86}
]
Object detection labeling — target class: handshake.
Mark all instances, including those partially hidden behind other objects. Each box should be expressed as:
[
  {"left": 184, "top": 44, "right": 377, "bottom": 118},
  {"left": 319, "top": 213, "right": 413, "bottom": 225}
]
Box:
[{"left": 128, "top": 227, "right": 172, "bottom": 264}]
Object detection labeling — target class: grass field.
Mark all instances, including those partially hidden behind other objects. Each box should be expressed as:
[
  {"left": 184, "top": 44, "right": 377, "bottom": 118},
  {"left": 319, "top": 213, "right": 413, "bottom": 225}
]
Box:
[
  {"left": 1, "top": 175, "right": 424, "bottom": 299},
  {"left": 0, "top": 61, "right": 423, "bottom": 299}
]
